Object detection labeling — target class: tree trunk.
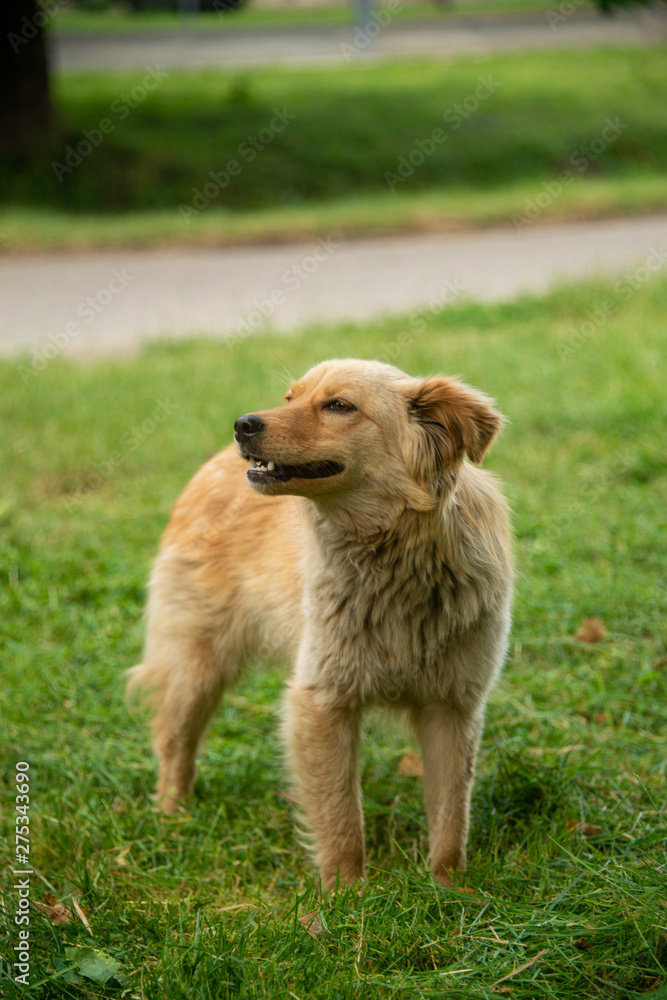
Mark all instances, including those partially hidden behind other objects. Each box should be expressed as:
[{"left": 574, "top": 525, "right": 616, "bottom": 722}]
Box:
[{"left": 0, "top": 0, "right": 60, "bottom": 158}]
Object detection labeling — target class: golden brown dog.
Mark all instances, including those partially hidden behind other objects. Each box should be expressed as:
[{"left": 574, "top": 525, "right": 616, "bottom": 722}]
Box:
[{"left": 129, "top": 359, "right": 513, "bottom": 889}]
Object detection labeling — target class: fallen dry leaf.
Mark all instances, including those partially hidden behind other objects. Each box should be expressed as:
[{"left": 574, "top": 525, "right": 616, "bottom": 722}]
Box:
[
  {"left": 495, "top": 988, "right": 512, "bottom": 995},
  {"left": 38, "top": 893, "right": 72, "bottom": 925},
  {"left": 652, "top": 655, "right": 667, "bottom": 669},
  {"left": 573, "top": 937, "right": 594, "bottom": 951},
  {"left": 398, "top": 750, "right": 423, "bottom": 777},
  {"left": 575, "top": 617, "right": 607, "bottom": 643},
  {"left": 566, "top": 820, "right": 603, "bottom": 837},
  {"left": 298, "top": 911, "right": 323, "bottom": 938},
  {"left": 593, "top": 713, "right": 608, "bottom": 725}
]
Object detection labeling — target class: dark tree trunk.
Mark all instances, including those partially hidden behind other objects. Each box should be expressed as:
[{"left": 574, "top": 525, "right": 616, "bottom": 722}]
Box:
[{"left": 0, "top": 0, "right": 60, "bottom": 158}]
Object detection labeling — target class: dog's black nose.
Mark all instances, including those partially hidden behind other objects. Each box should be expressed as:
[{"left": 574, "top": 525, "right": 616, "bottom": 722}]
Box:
[{"left": 234, "top": 414, "right": 265, "bottom": 440}]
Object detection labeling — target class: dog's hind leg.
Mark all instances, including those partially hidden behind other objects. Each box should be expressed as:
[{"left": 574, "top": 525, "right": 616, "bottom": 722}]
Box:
[
  {"left": 129, "top": 552, "right": 248, "bottom": 813},
  {"left": 284, "top": 684, "right": 365, "bottom": 890},
  {"left": 410, "top": 703, "right": 483, "bottom": 887},
  {"left": 152, "top": 640, "right": 234, "bottom": 813},
  {"left": 130, "top": 632, "right": 241, "bottom": 814},
  {"left": 127, "top": 547, "right": 252, "bottom": 812}
]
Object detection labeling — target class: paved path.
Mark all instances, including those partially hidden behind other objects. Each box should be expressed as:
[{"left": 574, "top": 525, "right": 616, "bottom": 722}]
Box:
[
  {"left": 2, "top": 215, "right": 666, "bottom": 360},
  {"left": 52, "top": 8, "right": 667, "bottom": 72}
]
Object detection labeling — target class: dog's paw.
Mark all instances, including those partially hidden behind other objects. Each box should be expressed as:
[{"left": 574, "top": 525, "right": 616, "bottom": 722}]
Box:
[
  {"left": 434, "top": 868, "right": 454, "bottom": 890},
  {"left": 153, "top": 791, "right": 189, "bottom": 816},
  {"left": 433, "top": 868, "right": 474, "bottom": 893}
]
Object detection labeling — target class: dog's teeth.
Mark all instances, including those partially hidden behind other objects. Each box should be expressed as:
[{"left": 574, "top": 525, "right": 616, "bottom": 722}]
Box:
[{"left": 249, "top": 458, "right": 276, "bottom": 472}]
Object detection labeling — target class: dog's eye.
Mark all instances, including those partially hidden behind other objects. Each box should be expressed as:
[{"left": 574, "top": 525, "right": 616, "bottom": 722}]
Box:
[{"left": 326, "top": 399, "right": 356, "bottom": 413}]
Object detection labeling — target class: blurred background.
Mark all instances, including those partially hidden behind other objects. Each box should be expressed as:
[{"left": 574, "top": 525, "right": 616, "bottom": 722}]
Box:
[{"left": 1, "top": 0, "right": 666, "bottom": 353}]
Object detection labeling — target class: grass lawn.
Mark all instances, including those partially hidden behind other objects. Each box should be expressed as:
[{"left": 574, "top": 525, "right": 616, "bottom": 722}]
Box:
[
  {"left": 2, "top": 47, "right": 667, "bottom": 252},
  {"left": 50, "top": 0, "right": 581, "bottom": 35},
  {"left": 1, "top": 271, "right": 666, "bottom": 997}
]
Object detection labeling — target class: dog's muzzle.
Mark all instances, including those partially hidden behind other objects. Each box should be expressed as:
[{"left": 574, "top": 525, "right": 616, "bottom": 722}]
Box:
[{"left": 234, "top": 412, "right": 343, "bottom": 484}]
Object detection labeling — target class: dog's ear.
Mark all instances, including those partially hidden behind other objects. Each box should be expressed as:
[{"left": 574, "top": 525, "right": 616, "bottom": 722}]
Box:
[{"left": 405, "top": 377, "right": 504, "bottom": 475}]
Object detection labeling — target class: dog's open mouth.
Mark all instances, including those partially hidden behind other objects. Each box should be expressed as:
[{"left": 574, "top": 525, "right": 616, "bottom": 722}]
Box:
[{"left": 243, "top": 455, "right": 344, "bottom": 483}]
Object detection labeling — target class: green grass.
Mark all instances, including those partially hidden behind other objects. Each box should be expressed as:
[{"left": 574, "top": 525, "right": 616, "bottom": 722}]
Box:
[
  {"left": 1, "top": 273, "right": 666, "bottom": 997},
  {"left": 51, "top": 0, "right": 575, "bottom": 35},
  {"left": 3, "top": 47, "right": 667, "bottom": 252}
]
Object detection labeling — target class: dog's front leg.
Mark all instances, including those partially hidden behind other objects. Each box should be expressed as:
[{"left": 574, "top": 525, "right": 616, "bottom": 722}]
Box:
[
  {"left": 284, "top": 683, "right": 365, "bottom": 890},
  {"left": 411, "top": 703, "right": 483, "bottom": 888}
]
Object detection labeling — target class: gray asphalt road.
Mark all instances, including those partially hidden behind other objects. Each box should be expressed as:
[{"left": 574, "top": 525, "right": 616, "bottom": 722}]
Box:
[
  {"left": 3, "top": 215, "right": 666, "bottom": 362},
  {"left": 51, "top": 8, "right": 667, "bottom": 72}
]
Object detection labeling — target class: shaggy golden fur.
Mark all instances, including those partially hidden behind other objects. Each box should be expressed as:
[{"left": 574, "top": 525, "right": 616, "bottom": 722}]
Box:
[{"left": 128, "top": 359, "right": 513, "bottom": 889}]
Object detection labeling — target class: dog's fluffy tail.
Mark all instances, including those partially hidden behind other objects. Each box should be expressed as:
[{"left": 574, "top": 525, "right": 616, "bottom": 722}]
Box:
[{"left": 125, "top": 661, "right": 160, "bottom": 708}]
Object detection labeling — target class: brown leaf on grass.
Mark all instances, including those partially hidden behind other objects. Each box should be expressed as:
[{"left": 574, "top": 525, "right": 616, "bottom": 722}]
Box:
[
  {"left": 495, "top": 988, "right": 512, "bottom": 995},
  {"left": 653, "top": 655, "right": 667, "bottom": 669},
  {"left": 397, "top": 750, "right": 423, "bottom": 777},
  {"left": 566, "top": 820, "right": 603, "bottom": 836},
  {"left": 575, "top": 617, "right": 607, "bottom": 643},
  {"left": 38, "top": 893, "right": 73, "bottom": 925},
  {"left": 593, "top": 713, "right": 608, "bottom": 725},
  {"left": 298, "top": 911, "right": 323, "bottom": 937},
  {"left": 573, "top": 937, "right": 594, "bottom": 951}
]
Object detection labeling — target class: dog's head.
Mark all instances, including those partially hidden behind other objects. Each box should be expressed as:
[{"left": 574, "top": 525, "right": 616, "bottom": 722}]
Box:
[{"left": 234, "top": 359, "right": 504, "bottom": 530}]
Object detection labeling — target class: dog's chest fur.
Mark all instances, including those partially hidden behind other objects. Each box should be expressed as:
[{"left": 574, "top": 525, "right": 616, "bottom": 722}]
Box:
[{"left": 297, "top": 498, "right": 505, "bottom": 706}]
